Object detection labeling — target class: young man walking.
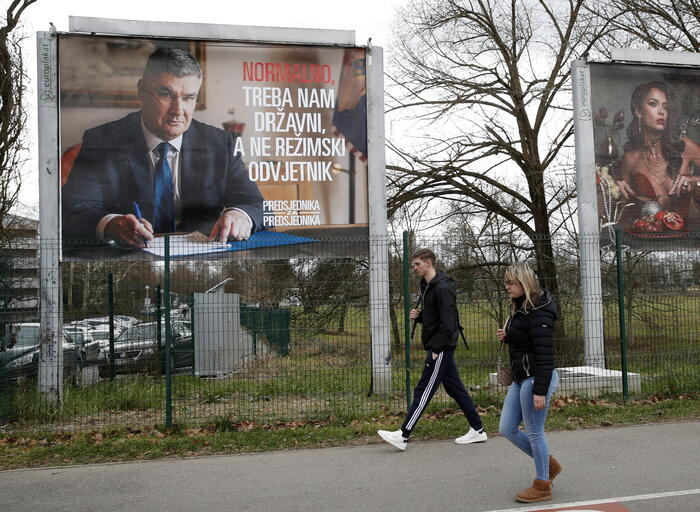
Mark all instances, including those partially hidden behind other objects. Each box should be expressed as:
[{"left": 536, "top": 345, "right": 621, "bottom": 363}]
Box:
[{"left": 378, "top": 248, "right": 486, "bottom": 450}]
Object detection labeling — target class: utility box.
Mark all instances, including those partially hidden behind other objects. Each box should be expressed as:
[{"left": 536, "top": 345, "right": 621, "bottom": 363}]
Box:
[{"left": 193, "top": 292, "right": 253, "bottom": 376}]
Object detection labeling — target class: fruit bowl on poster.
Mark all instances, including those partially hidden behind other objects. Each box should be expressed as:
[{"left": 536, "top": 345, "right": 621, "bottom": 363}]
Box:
[{"left": 626, "top": 210, "right": 687, "bottom": 238}]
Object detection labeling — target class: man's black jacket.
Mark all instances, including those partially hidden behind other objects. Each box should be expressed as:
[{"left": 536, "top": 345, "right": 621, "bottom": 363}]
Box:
[{"left": 415, "top": 270, "right": 460, "bottom": 354}]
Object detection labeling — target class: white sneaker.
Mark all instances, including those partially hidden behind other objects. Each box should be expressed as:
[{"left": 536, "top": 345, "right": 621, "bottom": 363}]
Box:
[
  {"left": 378, "top": 429, "right": 407, "bottom": 451},
  {"left": 455, "top": 428, "right": 487, "bottom": 444}
]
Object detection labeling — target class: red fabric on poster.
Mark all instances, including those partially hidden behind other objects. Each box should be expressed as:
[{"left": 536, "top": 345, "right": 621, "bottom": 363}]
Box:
[{"left": 61, "top": 143, "right": 82, "bottom": 187}]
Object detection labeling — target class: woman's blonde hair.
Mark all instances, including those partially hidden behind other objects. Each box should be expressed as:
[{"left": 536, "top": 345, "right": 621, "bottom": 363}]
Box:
[{"left": 504, "top": 262, "right": 541, "bottom": 311}]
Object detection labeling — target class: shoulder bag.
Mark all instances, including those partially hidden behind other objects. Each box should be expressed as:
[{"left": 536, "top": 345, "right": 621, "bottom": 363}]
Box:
[{"left": 496, "top": 318, "right": 513, "bottom": 386}]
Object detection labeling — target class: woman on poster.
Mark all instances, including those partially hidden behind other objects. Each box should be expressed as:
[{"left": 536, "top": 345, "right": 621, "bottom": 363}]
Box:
[{"left": 613, "top": 81, "right": 700, "bottom": 232}]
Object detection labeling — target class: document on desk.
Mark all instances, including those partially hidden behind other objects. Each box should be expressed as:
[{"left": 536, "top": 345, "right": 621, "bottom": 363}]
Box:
[
  {"left": 141, "top": 231, "right": 318, "bottom": 258},
  {"left": 142, "top": 232, "right": 230, "bottom": 257}
]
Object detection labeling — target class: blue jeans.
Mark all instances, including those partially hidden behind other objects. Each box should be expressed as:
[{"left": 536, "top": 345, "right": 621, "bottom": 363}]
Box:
[{"left": 498, "top": 370, "right": 559, "bottom": 481}]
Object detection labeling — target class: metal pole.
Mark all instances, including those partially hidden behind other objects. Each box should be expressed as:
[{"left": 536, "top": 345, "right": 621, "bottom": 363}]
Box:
[
  {"left": 156, "top": 285, "right": 162, "bottom": 350},
  {"left": 37, "top": 31, "right": 63, "bottom": 404},
  {"left": 164, "top": 235, "right": 172, "bottom": 427},
  {"left": 402, "top": 231, "right": 412, "bottom": 410},
  {"left": 615, "top": 229, "right": 629, "bottom": 401},
  {"left": 572, "top": 60, "right": 606, "bottom": 368},
  {"left": 108, "top": 273, "right": 115, "bottom": 380},
  {"left": 366, "top": 45, "right": 392, "bottom": 393},
  {"left": 348, "top": 156, "right": 355, "bottom": 224},
  {"left": 189, "top": 292, "right": 194, "bottom": 376}
]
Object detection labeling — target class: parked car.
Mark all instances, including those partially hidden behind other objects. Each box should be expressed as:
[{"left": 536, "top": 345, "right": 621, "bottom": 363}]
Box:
[
  {"left": 0, "top": 323, "right": 42, "bottom": 374},
  {"left": 71, "top": 315, "right": 140, "bottom": 335},
  {"left": 113, "top": 315, "right": 140, "bottom": 329},
  {"left": 63, "top": 326, "right": 95, "bottom": 345},
  {"left": 0, "top": 323, "right": 99, "bottom": 381},
  {"left": 98, "top": 321, "right": 193, "bottom": 377},
  {"left": 70, "top": 317, "right": 118, "bottom": 335}
]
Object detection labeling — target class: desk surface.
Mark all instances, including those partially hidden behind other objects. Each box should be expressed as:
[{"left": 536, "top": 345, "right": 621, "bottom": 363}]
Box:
[{"left": 62, "top": 226, "right": 371, "bottom": 262}]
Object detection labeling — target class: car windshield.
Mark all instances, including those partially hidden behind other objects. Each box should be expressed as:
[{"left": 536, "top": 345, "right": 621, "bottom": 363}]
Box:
[
  {"left": 64, "top": 332, "right": 85, "bottom": 344},
  {"left": 118, "top": 324, "right": 158, "bottom": 342},
  {"left": 13, "top": 326, "right": 40, "bottom": 348}
]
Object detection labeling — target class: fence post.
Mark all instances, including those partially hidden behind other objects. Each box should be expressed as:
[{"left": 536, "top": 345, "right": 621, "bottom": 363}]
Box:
[
  {"left": 108, "top": 273, "right": 115, "bottom": 380},
  {"left": 164, "top": 235, "right": 173, "bottom": 427},
  {"left": 402, "top": 231, "right": 412, "bottom": 410},
  {"left": 154, "top": 285, "right": 162, "bottom": 378},
  {"left": 614, "top": 229, "right": 629, "bottom": 401},
  {"left": 188, "top": 292, "right": 194, "bottom": 376}
]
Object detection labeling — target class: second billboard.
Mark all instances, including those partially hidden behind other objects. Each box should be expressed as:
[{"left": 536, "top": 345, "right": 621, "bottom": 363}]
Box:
[{"left": 590, "top": 62, "right": 700, "bottom": 249}]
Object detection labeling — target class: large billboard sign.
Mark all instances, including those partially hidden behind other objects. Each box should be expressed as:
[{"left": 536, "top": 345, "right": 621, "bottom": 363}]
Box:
[
  {"left": 589, "top": 62, "right": 700, "bottom": 249},
  {"left": 58, "top": 34, "right": 369, "bottom": 259}
]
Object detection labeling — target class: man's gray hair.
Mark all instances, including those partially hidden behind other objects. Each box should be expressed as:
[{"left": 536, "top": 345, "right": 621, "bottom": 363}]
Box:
[{"left": 143, "top": 47, "right": 201, "bottom": 79}]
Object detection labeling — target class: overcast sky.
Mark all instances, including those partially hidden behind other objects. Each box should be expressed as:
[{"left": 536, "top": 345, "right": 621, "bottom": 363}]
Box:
[{"left": 17, "top": 0, "right": 408, "bottom": 211}]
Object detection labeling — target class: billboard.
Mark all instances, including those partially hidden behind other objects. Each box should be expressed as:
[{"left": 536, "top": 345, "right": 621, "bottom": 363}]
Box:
[
  {"left": 58, "top": 34, "right": 369, "bottom": 259},
  {"left": 589, "top": 62, "right": 700, "bottom": 249}
]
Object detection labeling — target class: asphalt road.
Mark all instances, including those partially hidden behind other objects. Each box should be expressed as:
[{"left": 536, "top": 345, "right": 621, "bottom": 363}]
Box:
[{"left": 2, "top": 421, "right": 699, "bottom": 512}]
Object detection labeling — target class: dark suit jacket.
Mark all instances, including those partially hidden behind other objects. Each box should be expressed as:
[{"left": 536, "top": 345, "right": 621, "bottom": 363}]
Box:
[{"left": 62, "top": 111, "right": 264, "bottom": 240}]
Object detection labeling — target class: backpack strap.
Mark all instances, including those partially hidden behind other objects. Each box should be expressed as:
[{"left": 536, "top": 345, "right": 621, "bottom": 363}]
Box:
[
  {"left": 409, "top": 293, "right": 424, "bottom": 341},
  {"left": 458, "top": 322, "right": 469, "bottom": 350}
]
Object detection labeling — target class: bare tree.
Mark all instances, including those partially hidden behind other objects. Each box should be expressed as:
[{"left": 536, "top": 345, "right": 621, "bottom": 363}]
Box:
[
  {"left": 594, "top": 0, "right": 700, "bottom": 53},
  {"left": 387, "top": 0, "right": 612, "bottom": 297},
  {"left": 0, "top": 0, "right": 36, "bottom": 236}
]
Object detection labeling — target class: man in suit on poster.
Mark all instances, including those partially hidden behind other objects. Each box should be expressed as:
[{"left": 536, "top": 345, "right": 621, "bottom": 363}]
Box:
[{"left": 62, "top": 47, "right": 264, "bottom": 247}]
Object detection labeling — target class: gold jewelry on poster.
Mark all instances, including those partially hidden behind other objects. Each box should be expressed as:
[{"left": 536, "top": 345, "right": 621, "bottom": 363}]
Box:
[{"left": 641, "top": 147, "right": 668, "bottom": 184}]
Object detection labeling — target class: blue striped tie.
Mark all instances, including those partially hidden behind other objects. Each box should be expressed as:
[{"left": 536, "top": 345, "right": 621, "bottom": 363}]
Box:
[{"left": 153, "top": 142, "right": 175, "bottom": 233}]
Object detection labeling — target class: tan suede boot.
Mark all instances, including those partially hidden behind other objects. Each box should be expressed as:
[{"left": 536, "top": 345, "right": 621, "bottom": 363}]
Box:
[
  {"left": 549, "top": 455, "right": 562, "bottom": 481},
  {"left": 515, "top": 479, "right": 552, "bottom": 503}
]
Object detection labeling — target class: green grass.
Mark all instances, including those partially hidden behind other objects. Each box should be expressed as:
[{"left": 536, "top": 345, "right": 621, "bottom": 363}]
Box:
[
  {"left": 4, "top": 346, "right": 699, "bottom": 432},
  {"left": 3, "top": 299, "right": 700, "bottom": 432},
  {"left": 2, "top": 392, "right": 698, "bottom": 470}
]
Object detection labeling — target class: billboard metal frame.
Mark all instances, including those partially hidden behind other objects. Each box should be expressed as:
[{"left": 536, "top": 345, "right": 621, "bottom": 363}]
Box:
[{"left": 38, "top": 18, "right": 391, "bottom": 400}]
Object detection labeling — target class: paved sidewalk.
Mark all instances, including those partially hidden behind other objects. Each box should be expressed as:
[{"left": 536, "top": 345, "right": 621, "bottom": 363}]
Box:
[{"left": 1, "top": 421, "right": 698, "bottom": 512}]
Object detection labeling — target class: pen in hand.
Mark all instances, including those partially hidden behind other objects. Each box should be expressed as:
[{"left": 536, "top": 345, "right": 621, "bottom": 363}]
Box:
[{"left": 132, "top": 201, "right": 148, "bottom": 247}]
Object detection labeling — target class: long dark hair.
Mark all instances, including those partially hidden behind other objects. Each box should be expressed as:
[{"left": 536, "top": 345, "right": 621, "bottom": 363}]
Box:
[{"left": 624, "top": 81, "right": 684, "bottom": 177}]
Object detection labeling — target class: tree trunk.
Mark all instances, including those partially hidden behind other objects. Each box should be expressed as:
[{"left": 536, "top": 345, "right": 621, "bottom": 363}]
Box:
[
  {"left": 531, "top": 220, "right": 581, "bottom": 364},
  {"left": 337, "top": 303, "right": 347, "bottom": 333},
  {"left": 389, "top": 304, "right": 402, "bottom": 355}
]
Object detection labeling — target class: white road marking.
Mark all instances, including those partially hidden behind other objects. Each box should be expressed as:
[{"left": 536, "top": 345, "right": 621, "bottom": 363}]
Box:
[{"left": 482, "top": 488, "right": 700, "bottom": 512}]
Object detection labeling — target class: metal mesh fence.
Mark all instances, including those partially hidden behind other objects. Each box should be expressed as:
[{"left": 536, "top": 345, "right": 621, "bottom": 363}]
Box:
[{"left": 1, "top": 232, "right": 699, "bottom": 434}]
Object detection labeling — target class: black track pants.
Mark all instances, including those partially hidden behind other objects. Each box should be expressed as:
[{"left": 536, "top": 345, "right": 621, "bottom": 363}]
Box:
[{"left": 401, "top": 348, "right": 483, "bottom": 438}]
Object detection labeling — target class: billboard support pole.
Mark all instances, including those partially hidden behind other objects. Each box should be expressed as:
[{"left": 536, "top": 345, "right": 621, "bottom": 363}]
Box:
[
  {"left": 572, "top": 60, "right": 606, "bottom": 368},
  {"left": 366, "top": 45, "right": 392, "bottom": 393},
  {"left": 37, "top": 31, "right": 63, "bottom": 403}
]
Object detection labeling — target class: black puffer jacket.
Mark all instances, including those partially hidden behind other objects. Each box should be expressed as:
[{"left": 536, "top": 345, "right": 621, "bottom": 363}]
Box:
[
  {"left": 504, "top": 290, "right": 557, "bottom": 396},
  {"left": 415, "top": 270, "right": 460, "bottom": 353}
]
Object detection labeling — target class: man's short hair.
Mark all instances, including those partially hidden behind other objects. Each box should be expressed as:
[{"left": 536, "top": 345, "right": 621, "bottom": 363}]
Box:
[
  {"left": 412, "top": 248, "right": 436, "bottom": 266},
  {"left": 143, "top": 48, "right": 201, "bottom": 79}
]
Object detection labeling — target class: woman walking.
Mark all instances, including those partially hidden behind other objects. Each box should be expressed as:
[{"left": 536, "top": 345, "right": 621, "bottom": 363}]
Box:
[{"left": 497, "top": 262, "right": 561, "bottom": 503}]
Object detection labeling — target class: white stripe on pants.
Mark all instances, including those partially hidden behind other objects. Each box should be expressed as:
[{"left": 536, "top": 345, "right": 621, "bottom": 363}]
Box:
[{"left": 405, "top": 351, "right": 443, "bottom": 431}]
